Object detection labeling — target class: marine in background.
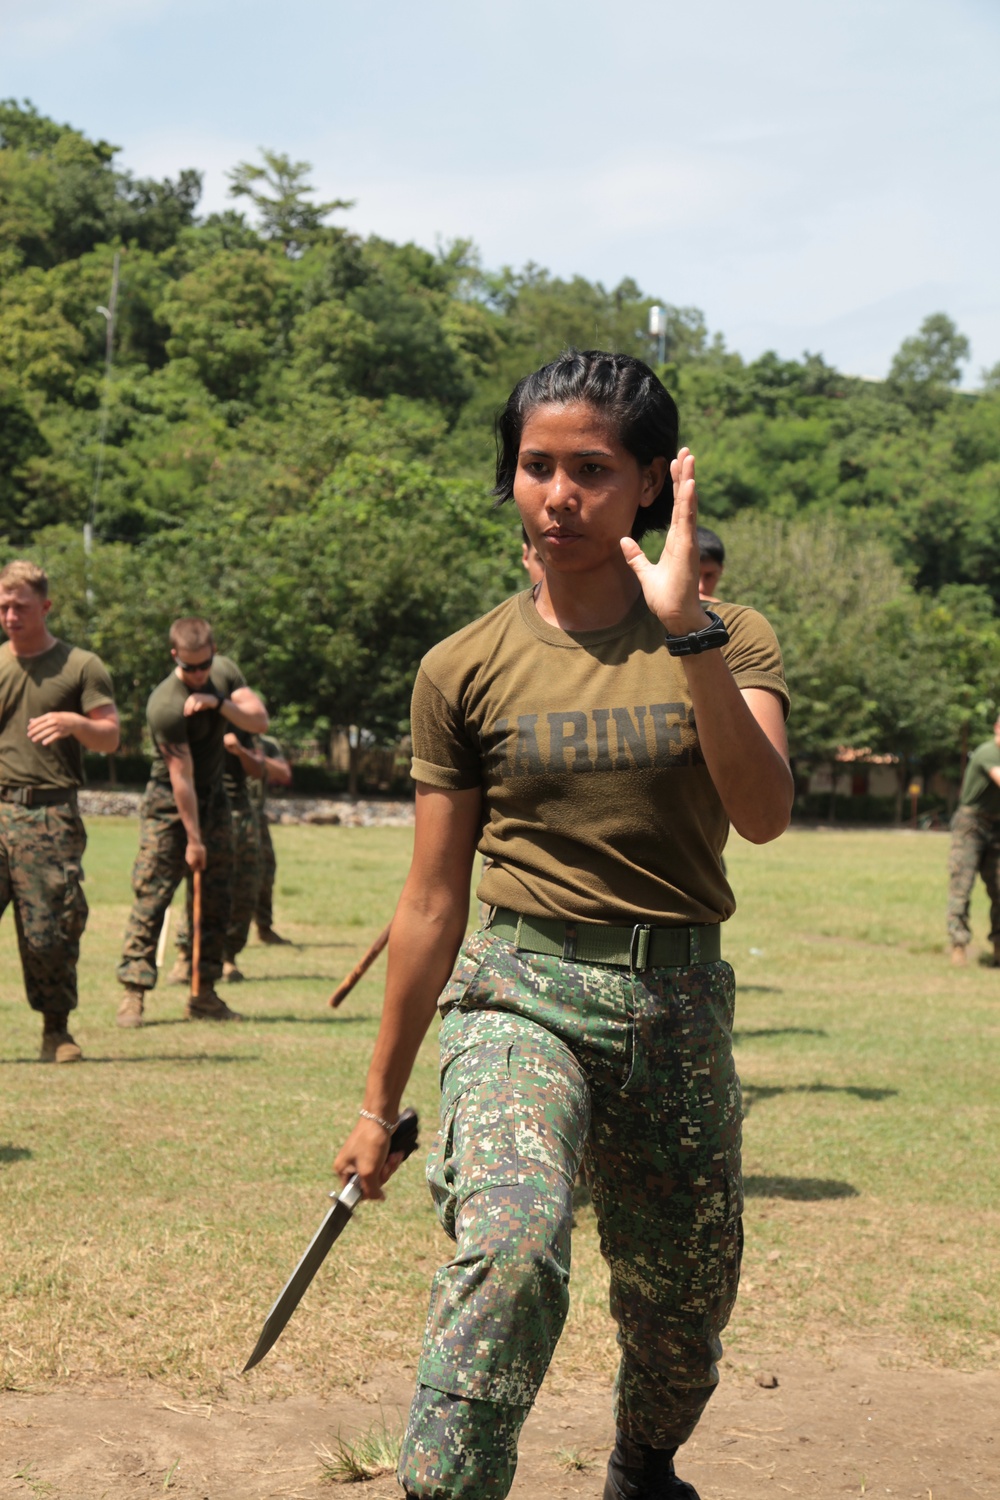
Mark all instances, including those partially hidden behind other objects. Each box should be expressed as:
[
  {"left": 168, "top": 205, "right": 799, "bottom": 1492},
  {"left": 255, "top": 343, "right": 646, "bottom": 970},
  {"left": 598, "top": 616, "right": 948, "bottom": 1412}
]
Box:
[
  {"left": 115, "top": 617, "right": 267, "bottom": 1026},
  {"left": 253, "top": 732, "right": 293, "bottom": 946},
  {"left": 0, "top": 560, "right": 120, "bottom": 1063},
  {"left": 169, "top": 726, "right": 266, "bottom": 984},
  {"left": 697, "top": 524, "right": 725, "bottom": 602},
  {"left": 947, "top": 716, "right": 1000, "bottom": 967}
]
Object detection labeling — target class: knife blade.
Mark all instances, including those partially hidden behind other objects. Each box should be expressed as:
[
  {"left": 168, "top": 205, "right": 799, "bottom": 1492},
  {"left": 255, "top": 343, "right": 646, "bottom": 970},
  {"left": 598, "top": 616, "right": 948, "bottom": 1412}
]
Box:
[{"left": 242, "top": 1107, "right": 419, "bottom": 1373}]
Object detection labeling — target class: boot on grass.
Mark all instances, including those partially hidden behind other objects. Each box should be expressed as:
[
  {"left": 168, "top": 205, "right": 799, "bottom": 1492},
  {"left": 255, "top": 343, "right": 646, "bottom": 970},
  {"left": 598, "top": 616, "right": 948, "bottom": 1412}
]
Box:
[
  {"left": 40, "top": 1011, "right": 82, "bottom": 1063},
  {"left": 116, "top": 986, "right": 146, "bottom": 1028},
  {"left": 167, "top": 955, "right": 190, "bottom": 986},
  {"left": 256, "top": 925, "right": 290, "bottom": 945},
  {"left": 186, "top": 987, "right": 242, "bottom": 1022},
  {"left": 603, "top": 1431, "right": 700, "bottom": 1500},
  {"left": 222, "top": 960, "right": 244, "bottom": 983}
]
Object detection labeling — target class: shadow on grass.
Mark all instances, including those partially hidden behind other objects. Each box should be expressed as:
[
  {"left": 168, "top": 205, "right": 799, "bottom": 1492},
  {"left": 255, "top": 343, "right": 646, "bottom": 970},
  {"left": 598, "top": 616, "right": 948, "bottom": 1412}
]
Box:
[
  {"left": 239, "top": 1013, "right": 370, "bottom": 1026},
  {"left": 743, "top": 1081, "right": 897, "bottom": 1115},
  {"left": 744, "top": 1174, "right": 859, "bottom": 1200},
  {"left": 734, "top": 1026, "right": 828, "bottom": 1042},
  {"left": 737, "top": 985, "right": 784, "bottom": 994},
  {"left": 236, "top": 974, "right": 348, "bottom": 984},
  {"left": 260, "top": 940, "right": 354, "bottom": 951},
  {"left": 2, "top": 1052, "right": 261, "bottom": 1065},
  {"left": 0, "top": 1144, "right": 32, "bottom": 1164},
  {"left": 119, "top": 1012, "right": 370, "bottom": 1028}
]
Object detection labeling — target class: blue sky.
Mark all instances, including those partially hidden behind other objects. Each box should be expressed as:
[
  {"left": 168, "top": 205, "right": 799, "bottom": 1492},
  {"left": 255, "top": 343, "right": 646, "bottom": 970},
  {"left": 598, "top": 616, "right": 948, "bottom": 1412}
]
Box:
[{"left": 3, "top": 0, "right": 998, "bottom": 382}]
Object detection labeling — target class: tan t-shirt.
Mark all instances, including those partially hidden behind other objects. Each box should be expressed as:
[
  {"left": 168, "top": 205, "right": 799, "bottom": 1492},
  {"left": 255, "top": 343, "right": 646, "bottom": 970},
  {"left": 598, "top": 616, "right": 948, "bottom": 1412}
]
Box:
[
  {"left": 411, "top": 591, "right": 789, "bottom": 926},
  {"left": 0, "top": 639, "right": 115, "bottom": 789}
]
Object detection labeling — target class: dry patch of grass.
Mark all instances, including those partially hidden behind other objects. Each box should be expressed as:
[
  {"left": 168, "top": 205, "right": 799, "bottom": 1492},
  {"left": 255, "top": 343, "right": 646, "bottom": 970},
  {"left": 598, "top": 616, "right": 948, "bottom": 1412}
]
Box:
[
  {"left": 1, "top": 821, "right": 997, "bottom": 1404},
  {"left": 316, "top": 1415, "right": 402, "bottom": 1482}
]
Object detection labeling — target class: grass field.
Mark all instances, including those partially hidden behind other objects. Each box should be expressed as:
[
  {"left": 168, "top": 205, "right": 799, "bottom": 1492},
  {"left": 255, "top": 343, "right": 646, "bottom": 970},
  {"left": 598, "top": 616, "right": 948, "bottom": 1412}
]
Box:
[{"left": 1, "top": 820, "right": 998, "bottom": 1404}]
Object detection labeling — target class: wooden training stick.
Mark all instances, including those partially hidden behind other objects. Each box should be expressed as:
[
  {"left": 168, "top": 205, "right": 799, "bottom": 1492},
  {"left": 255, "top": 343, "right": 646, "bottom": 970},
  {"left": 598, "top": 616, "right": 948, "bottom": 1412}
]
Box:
[
  {"left": 155, "top": 905, "right": 171, "bottom": 969},
  {"left": 328, "top": 923, "right": 391, "bottom": 1008},
  {"left": 191, "top": 868, "right": 202, "bottom": 1001}
]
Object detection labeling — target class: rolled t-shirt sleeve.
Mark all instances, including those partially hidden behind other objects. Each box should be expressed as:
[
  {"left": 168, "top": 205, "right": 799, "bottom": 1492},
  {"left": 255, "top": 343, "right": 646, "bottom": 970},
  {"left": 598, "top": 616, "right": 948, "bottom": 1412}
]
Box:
[
  {"left": 215, "top": 657, "right": 247, "bottom": 698},
  {"left": 720, "top": 605, "right": 790, "bottom": 719},
  {"left": 148, "top": 697, "right": 188, "bottom": 751},
  {"left": 79, "top": 654, "right": 116, "bottom": 714},
  {"left": 410, "top": 666, "right": 482, "bottom": 790}
]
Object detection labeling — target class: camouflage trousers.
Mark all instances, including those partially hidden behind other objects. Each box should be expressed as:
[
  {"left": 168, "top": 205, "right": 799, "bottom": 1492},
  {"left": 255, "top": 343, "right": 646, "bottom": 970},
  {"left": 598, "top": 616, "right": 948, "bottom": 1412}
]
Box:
[
  {"left": 175, "top": 799, "right": 260, "bottom": 963},
  {"left": 116, "top": 782, "right": 233, "bottom": 991},
  {"left": 255, "top": 814, "right": 276, "bottom": 931},
  {"left": 946, "top": 805, "right": 1000, "bottom": 947},
  {"left": 399, "top": 928, "right": 743, "bottom": 1500},
  {"left": 0, "top": 799, "right": 87, "bottom": 1015}
]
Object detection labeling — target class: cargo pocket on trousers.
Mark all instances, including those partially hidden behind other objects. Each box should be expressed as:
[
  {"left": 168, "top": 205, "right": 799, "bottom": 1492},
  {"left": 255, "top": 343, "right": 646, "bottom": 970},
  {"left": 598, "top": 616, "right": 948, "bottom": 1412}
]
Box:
[
  {"left": 62, "top": 861, "right": 88, "bottom": 946},
  {"left": 435, "top": 929, "right": 496, "bottom": 1016},
  {"left": 428, "top": 1038, "right": 518, "bottom": 1242}
]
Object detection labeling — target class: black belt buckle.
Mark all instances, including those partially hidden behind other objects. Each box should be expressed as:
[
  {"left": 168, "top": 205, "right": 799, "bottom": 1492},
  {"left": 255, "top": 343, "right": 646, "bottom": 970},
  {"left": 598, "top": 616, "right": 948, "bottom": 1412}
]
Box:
[{"left": 629, "top": 924, "right": 651, "bottom": 972}]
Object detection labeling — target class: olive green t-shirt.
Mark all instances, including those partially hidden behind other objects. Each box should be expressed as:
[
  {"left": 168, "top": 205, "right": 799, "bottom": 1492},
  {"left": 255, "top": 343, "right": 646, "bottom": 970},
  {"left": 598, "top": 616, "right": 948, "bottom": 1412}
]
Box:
[
  {"left": 411, "top": 590, "right": 789, "bottom": 926},
  {"left": 0, "top": 639, "right": 115, "bottom": 789},
  {"left": 147, "top": 656, "right": 246, "bottom": 796},
  {"left": 959, "top": 738, "right": 1000, "bottom": 815},
  {"left": 223, "top": 727, "right": 257, "bottom": 808},
  {"left": 249, "top": 733, "right": 284, "bottom": 809}
]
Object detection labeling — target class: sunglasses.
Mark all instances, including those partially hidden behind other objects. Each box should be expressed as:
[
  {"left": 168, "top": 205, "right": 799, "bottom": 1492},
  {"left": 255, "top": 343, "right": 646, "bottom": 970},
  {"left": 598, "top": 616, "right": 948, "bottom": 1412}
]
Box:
[{"left": 176, "top": 653, "right": 214, "bottom": 673}]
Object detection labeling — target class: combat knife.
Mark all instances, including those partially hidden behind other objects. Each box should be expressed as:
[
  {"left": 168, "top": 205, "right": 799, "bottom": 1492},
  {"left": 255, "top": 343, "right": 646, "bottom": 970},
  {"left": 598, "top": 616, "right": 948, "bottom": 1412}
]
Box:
[{"left": 242, "top": 1107, "right": 419, "bottom": 1373}]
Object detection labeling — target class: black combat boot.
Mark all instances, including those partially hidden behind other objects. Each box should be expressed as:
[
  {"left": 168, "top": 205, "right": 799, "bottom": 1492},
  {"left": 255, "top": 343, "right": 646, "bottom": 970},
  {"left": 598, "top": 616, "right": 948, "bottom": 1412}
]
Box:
[{"left": 603, "top": 1431, "right": 701, "bottom": 1500}]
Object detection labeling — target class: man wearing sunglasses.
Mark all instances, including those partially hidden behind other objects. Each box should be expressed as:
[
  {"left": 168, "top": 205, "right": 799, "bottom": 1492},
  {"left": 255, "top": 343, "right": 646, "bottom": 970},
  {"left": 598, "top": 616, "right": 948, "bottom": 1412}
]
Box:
[{"left": 115, "top": 616, "right": 268, "bottom": 1025}]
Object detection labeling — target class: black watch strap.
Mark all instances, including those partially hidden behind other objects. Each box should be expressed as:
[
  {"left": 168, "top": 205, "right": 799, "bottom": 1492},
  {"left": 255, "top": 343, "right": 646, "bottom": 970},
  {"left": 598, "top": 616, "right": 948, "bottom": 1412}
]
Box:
[{"left": 664, "top": 609, "right": 730, "bottom": 657}]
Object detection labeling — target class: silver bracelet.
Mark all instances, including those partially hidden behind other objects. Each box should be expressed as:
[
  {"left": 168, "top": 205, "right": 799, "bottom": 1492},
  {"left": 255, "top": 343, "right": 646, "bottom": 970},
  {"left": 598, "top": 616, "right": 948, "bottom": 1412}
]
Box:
[{"left": 358, "top": 1107, "right": 394, "bottom": 1134}]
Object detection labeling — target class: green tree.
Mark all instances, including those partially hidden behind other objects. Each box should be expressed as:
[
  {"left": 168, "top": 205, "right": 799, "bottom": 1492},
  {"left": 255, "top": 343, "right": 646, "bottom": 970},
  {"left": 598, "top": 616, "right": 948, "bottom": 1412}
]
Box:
[
  {"left": 0, "top": 99, "right": 200, "bottom": 271},
  {"left": 887, "top": 312, "right": 970, "bottom": 414},
  {"left": 227, "top": 150, "right": 352, "bottom": 257},
  {"left": 0, "top": 377, "right": 49, "bottom": 535},
  {"left": 157, "top": 248, "right": 293, "bottom": 404}
]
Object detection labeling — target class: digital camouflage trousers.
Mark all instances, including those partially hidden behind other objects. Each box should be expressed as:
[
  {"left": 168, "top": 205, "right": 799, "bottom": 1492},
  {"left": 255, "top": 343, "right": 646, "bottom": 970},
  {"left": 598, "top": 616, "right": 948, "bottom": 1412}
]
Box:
[
  {"left": 0, "top": 799, "right": 87, "bottom": 1016},
  {"left": 946, "top": 805, "right": 1000, "bottom": 947},
  {"left": 175, "top": 798, "right": 260, "bottom": 962},
  {"left": 116, "top": 782, "right": 232, "bottom": 991},
  {"left": 255, "top": 814, "right": 276, "bottom": 931},
  {"left": 399, "top": 928, "right": 743, "bottom": 1500}
]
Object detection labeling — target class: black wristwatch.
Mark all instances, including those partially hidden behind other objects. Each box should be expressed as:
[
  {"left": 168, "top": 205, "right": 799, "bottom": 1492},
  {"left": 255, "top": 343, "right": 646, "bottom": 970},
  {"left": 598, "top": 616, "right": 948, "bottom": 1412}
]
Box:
[{"left": 664, "top": 610, "right": 730, "bottom": 657}]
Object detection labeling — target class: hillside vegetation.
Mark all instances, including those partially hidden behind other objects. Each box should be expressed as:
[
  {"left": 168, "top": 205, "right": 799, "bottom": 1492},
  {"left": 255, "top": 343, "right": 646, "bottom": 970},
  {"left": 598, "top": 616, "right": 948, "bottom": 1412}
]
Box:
[{"left": 2, "top": 100, "right": 999, "bottom": 775}]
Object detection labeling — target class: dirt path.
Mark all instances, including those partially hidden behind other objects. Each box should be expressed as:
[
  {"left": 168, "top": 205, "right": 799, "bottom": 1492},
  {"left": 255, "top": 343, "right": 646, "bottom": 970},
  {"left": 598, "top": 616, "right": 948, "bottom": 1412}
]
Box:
[{"left": 1, "top": 1345, "right": 996, "bottom": 1499}]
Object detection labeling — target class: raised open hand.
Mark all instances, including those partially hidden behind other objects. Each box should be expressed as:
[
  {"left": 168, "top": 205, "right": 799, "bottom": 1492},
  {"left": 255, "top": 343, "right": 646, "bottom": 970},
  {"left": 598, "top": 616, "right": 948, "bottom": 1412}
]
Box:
[{"left": 620, "top": 448, "right": 709, "bottom": 636}]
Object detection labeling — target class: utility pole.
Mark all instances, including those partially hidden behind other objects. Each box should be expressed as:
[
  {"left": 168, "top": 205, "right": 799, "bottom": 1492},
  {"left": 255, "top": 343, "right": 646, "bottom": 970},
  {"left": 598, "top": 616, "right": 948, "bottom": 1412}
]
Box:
[{"left": 85, "top": 251, "right": 121, "bottom": 608}]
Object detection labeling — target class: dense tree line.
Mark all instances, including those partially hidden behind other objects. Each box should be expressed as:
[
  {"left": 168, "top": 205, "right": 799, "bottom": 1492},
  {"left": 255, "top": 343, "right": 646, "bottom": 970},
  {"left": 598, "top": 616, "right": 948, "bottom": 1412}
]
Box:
[{"left": 2, "top": 100, "right": 999, "bottom": 784}]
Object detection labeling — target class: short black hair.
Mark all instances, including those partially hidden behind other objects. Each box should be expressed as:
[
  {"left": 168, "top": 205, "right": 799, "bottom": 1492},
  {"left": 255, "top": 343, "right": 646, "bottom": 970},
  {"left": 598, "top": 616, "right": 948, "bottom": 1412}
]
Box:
[
  {"left": 697, "top": 526, "right": 725, "bottom": 566},
  {"left": 493, "top": 349, "right": 679, "bottom": 541}
]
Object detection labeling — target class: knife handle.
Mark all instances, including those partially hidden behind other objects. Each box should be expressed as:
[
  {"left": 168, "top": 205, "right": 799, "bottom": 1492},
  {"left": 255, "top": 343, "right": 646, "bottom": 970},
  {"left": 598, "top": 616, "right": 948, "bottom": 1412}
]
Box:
[
  {"left": 332, "top": 1108, "right": 420, "bottom": 1207},
  {"left": 391, "top": 1107, "right": 420, "bottom": 1161}
]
